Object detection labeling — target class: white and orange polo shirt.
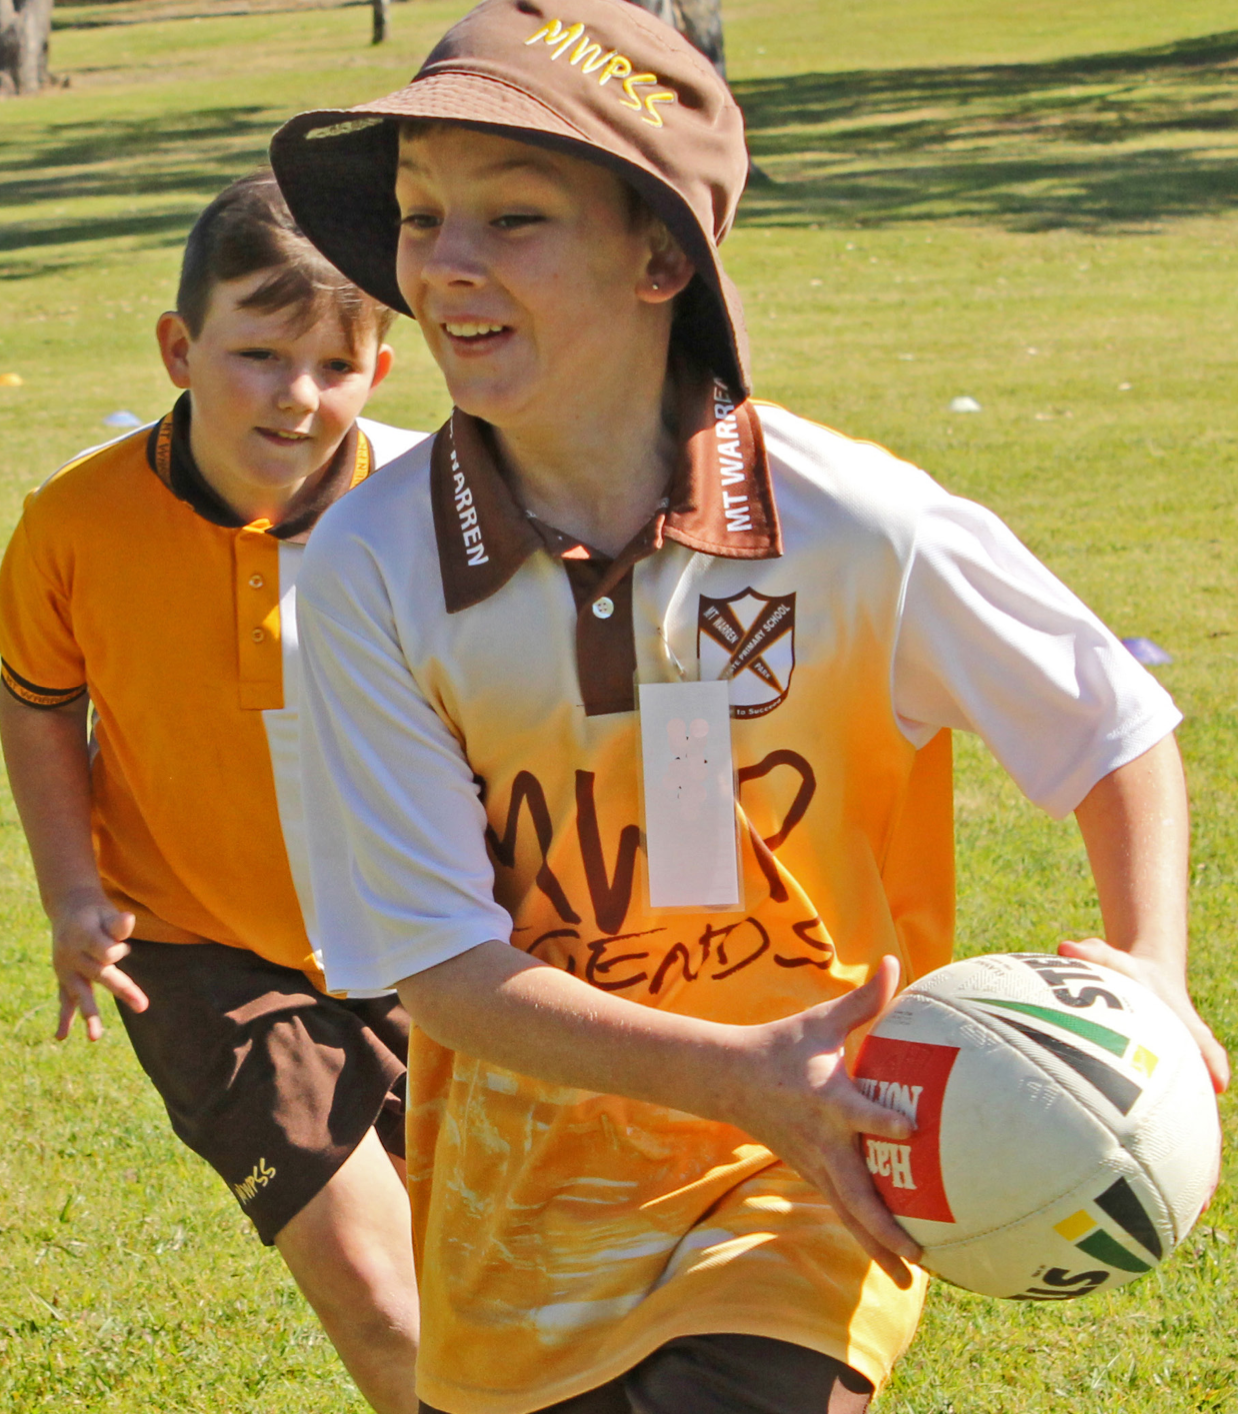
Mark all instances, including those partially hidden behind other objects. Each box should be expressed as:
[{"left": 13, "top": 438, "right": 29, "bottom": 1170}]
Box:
[
  {"left": 0, "top": 395, "right": 424, "bottom": 983},
  {"left": 296, "top": 370, "right": 1179, "bottom": 1409}
]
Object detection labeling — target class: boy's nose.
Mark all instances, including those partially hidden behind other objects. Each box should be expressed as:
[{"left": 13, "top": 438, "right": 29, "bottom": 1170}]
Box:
[
  {"left": 411, "top": 217, "right": 487, "bottom": 293},
  {"left": 279, "top": 370, "right": 320, "bottom": 413}
]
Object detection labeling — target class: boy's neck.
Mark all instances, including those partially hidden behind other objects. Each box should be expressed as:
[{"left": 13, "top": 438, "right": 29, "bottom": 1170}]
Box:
[{"left": 492, "top": 360, "right": 680, "bottom": 561}]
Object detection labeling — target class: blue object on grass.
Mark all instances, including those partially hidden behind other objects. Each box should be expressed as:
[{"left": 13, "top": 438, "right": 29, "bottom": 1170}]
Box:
[
  {"left": 1121, "top": 637, "right": 1173, "bottom": 667},
  {"left": 103, "top": 410, "right": 143, "bottom": 428}
]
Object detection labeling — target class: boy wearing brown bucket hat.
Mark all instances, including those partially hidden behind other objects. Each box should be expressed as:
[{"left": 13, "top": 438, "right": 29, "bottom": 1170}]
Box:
[{"left": 271, "top": 2, "right": 1227, "bottom": 1409}]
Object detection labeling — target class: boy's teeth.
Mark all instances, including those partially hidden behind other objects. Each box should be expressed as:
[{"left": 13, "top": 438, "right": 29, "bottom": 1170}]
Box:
[{"left": 445, "top": 321, "right": 504, "bottom": 338}]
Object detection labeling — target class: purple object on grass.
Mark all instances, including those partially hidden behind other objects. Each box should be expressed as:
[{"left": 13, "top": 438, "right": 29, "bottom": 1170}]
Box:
[{"left": 1121, "top": 636, "right": 1173, "bottom": 667}]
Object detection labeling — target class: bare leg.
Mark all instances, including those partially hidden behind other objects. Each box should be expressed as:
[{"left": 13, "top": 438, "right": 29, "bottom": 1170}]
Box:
[{"left": 275, "top": 1127, "right": 419, "bottom": 1414}]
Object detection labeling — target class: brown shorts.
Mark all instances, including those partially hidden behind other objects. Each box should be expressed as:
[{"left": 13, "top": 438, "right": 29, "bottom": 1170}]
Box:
[
  {"left": 115, "top": 938, "right": 409, "bottom": 1245},
  {"left": 418, "top": 1334, "right": 872, "bottom": 1414}
]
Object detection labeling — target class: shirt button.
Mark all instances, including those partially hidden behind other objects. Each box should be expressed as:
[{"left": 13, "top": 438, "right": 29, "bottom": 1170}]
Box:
[
  {"left": 248, "top": 573, "right": 265, "bottom": 589},
  {"left": 251, "top": 627, "right": 265, "bottom": 643},
  {"left": 592, "top": 597, "right": 615, "bottom": 620}
]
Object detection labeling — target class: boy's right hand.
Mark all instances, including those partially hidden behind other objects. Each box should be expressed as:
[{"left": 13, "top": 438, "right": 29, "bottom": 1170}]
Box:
[
  {"left": 728, "top": 956, "right": 922, "bottom": 1285},
  {"left": 51, "top": 892, "right": 147, "bottom": 1041}
]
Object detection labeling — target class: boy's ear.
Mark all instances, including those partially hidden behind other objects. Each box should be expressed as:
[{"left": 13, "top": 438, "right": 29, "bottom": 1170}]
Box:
[
  {"left": 370, "top": 343, "right": 395, "bottom": 392},
  {"left": 637, "top": 239, "right": 695, "bottom": 306},
  {"left": 156, "top": 311, "right": 194, "bottom": 390}
]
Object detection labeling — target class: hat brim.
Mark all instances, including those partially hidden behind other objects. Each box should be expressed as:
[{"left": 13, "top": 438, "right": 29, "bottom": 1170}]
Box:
[{"left": 270, "top": 74, "right": 750, "bottom": 395}]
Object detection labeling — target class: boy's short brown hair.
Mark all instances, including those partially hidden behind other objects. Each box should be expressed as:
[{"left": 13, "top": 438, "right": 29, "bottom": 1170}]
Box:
[{"left": 177, "top": 169, "right": 397, "bottom": 350}]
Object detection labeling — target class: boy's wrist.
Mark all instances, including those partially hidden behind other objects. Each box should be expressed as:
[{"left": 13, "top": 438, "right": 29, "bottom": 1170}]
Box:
[
  {"left": 45, "top": 880, "right": 114, "bottom": 922},
  {"left": 654, "top": 1018, "right": 766, "bottom": 1130}
]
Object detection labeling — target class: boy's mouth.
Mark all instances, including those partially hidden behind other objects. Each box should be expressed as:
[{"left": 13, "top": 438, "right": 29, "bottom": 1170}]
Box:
[
  {"left": 442, "top": 320, "right": 510, "bottom": 351},
  {"left": 258, "top": 428, "right": 312, "bottom": 445}
]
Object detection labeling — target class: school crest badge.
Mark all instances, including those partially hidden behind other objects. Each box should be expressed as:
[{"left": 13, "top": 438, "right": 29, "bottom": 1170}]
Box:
[{"left": 697, "top": 589, "right": 796, "bottom": 718}]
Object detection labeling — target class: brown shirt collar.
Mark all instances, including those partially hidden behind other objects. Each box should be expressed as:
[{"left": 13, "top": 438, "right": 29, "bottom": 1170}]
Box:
[
  {"left": 431, "top": 369, "right": 781, "bottom": 614},
  {"left": 147, "top": 391, "right": 372, "bottom": 541}
]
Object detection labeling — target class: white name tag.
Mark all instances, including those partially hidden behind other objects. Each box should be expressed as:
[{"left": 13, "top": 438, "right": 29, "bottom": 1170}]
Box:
[{"left": 638, "top": 680, "right": 741, "bottom": 911}]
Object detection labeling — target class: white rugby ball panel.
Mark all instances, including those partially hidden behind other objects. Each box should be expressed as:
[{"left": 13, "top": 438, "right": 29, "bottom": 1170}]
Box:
[
  {"left": 923, "top": 1158, "right": 1171, "bottom": 1298},
  {"left": 860, "top": 993, "right": 1111, "bottom": 1238}
]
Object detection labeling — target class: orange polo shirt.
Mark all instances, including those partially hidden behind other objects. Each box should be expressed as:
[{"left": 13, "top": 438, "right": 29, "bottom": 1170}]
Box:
[{"left": 0, "top": 400, "right": 421, "bottom": 980}]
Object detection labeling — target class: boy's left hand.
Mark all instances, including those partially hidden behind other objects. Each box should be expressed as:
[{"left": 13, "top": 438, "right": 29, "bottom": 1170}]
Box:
[{"left": 1058, "top": 937, "right": 1229, "bottom": 1093}]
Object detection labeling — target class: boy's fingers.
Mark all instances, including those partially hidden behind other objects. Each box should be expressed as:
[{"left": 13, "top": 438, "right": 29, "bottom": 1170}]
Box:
[
  {"left": 1058, "top": 940, "right": 1230, "bottom": 1094},
  {"left": 106, "top": 909, "right": 137, "bottom": 943},
  {"left": 55, "top": 984, "right": 78, "bottom": 1041},
  {"left": 63, "top": 973, "right": 105, "bottom": 1042},
  {"left": 827, "top": 1143, "right": 921, "bottom": 1265},
  {"left": 844, "top": 1088, "right": 913, "bottom": 1143},
  {"left": 840, "top": 1213, "right": 918, "bottom": 1289},
  {"left": 1200, "top": 1035, "right": 1230, "bottom": 1094},
  {"left": 87, "top": 937, "right": 132, "bottom": 969},
  {"left": 54, "top": 961, "right": 146, "bottom": 1038},
  {"left": 819, "top": 955, "right": 902, "bottom": 1036},
  {"left": 74, "top": 976, "right": 104, "bottom": 1041},
  {"left": 1167, "top": 1011, "right": 1230, "bottom": 1094},
  {"left": 99, "top": 963, "right": 149, "bottom": 1014},
  {"left": 805, "top": 1149, "right": 919, "bottom": 1282}
]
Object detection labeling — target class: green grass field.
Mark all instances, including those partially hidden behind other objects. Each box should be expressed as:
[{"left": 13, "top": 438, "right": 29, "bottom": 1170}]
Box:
[{"left": 2, "top": 1, "right": 1236, "bottom": 1408}]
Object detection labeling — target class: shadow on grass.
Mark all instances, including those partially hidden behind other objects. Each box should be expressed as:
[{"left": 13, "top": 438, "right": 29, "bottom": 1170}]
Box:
[
  {"left": 0, "top": 106, "right": 274, "bottom": 277},
  {"left": 6, "top": 26, "right": 1238, "bottom": 273},
  {"left": 51, "top": 0, "right": 364, "bottom": 30},
  {"left": 1, "top": 106, "right": 273, "bottom": 179},
  {"left": 736, "top": 28, "right": 1238, "bottom": 230},
  {"left": 0, "top": 208, "right": 198, "bottom": 254}
]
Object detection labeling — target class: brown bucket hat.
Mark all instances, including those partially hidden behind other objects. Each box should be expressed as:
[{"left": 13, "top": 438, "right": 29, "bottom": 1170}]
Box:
[{"left": 269, "top": 0, "right": 752, "bottom": 394}]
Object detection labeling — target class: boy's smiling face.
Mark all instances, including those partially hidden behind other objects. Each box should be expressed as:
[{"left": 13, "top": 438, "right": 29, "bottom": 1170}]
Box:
[
  {"left": 157, "top": 272, "right": 392, "bottom": 523},
  {"left": 394, "top": 126, "right": 689, "bottom": 437}
]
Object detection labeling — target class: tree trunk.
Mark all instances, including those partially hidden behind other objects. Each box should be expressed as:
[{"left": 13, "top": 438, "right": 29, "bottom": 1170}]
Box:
[
  {"left": 625, "top": 0, "right": 726, "bottom": 80},
  {"left": 671, "top": 0, "right": 725, "bottom": 80},
  {"left": 371, "top": 0, "right": 389, "bottom": 45},
  {"left": 0, "top": 0, "right": 53, "bottom": 97}
]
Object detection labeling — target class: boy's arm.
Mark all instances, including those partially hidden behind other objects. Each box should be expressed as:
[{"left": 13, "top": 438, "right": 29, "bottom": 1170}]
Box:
[
  {"left": 1066, "top": 733, "right": 1229, "bottom": 1091},
  {"left": 398, "top": 948, "right": 921, "bottom": 1280},
  {"left": 0, "top": 691, "right": 146, "bottom": 1040}
]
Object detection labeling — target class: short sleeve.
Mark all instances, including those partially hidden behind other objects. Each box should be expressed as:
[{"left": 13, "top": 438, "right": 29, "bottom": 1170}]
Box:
[
  {"left": 892, "top": 497, "right": 1182, "bottom": 818},
  {"left": 296, "top": 536, "right": 513, "bottom": 994},
  {"left": 0, "top": 511, "right": 88, "bottom": 708}
]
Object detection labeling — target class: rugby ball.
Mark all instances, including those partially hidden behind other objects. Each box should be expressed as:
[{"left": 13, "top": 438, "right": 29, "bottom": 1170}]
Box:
[{"left": 854, "top": 952, "right": 1220, "bottom": 1300}]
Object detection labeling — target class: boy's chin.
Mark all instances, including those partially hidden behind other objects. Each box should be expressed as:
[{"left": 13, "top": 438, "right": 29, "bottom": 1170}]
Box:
[
  {"left": 444, "top": 382, "right": 514, "bottom": 426},
  {"left": 246, "top": 443, "right": 334, "bottom": 487}
]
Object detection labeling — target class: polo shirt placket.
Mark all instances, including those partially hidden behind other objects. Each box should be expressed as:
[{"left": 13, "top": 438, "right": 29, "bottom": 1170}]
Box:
[{"left": 429, "top": 370, "right": 782, "bottom": 719}]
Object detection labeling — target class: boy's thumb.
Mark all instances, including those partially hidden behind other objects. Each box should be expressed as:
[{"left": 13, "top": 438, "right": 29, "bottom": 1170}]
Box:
[
  {"left": 107, "top": 910, "right": 137, "bottom": 942},
  {"left": 829, "top": 954, "right": 902, "bottom": 1034}
]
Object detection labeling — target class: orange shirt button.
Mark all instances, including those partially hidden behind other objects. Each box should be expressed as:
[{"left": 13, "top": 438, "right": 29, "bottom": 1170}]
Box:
[
  {"left": 251, "top": 627, "right": 265, "bottom": 643},
  {"left": 592, "top": 597, "right": 615, "bottom": 620},
  {"left": 248, "top": 574, "right": 265, "bottom": 589}
]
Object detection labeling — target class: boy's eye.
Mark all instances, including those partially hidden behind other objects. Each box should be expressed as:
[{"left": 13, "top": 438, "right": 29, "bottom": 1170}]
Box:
[
  {"left": 493, "top": 213, "right": 544, "bottom": 230},
  {"left": 400, "top": 212, "right": 440, "bottom": 231},
  {"left": 324, "top": 359, "right": 356, "bottom": 375},
  {"left": 238, "top": 348, "right": 275, "bottom": 361}
]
